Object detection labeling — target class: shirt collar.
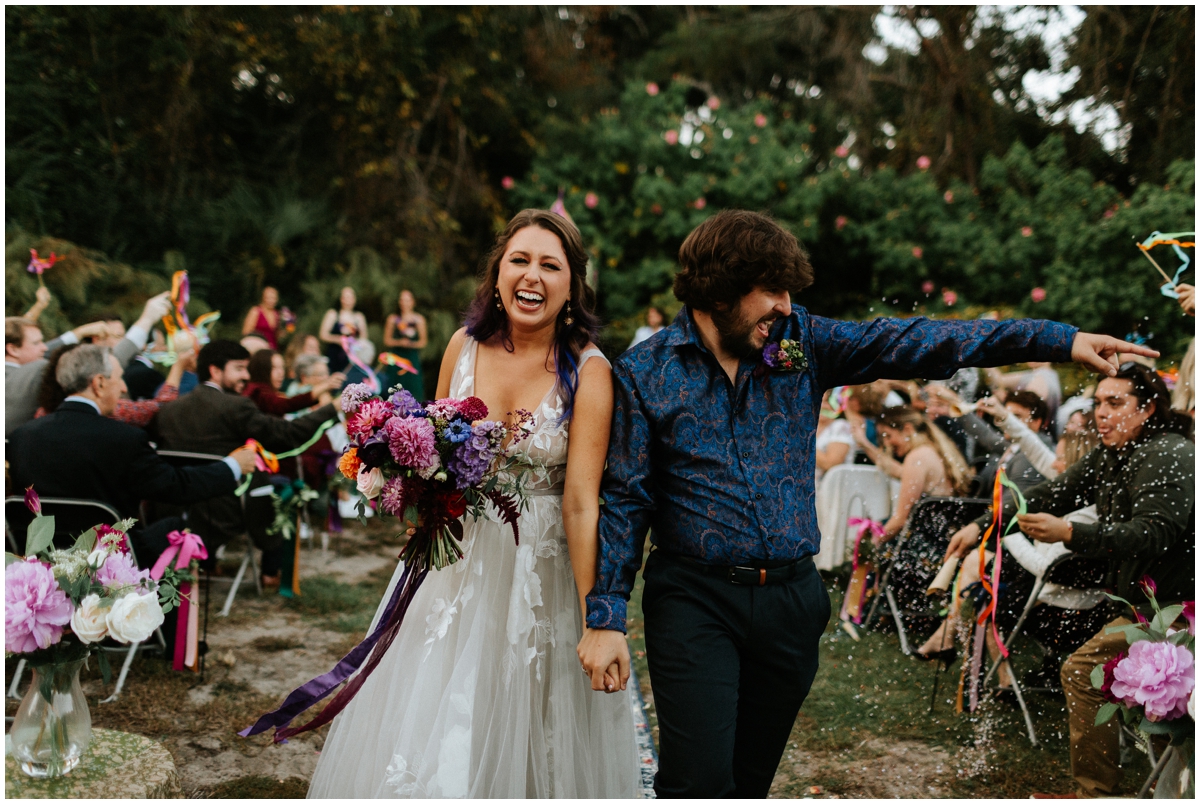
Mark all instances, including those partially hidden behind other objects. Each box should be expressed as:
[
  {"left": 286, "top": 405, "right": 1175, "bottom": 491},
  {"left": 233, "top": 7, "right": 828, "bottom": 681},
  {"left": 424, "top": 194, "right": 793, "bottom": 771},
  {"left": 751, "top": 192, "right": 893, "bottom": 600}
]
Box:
[
  {"left": 660, "top": 306, "right": 702, "bottom": 348},
  {"left": 62, "top": 395, "right": 102, "bottom": 414},
  {"left": 203, "top": 381, "right": 226, "bottom": 393}
]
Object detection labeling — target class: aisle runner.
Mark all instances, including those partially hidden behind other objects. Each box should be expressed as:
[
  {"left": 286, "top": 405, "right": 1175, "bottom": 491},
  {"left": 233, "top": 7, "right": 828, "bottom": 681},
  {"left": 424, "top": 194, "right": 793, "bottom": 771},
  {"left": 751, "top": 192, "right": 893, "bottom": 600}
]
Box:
[{"left": 628, "top": 664, "right": 658, "bottom": 799}]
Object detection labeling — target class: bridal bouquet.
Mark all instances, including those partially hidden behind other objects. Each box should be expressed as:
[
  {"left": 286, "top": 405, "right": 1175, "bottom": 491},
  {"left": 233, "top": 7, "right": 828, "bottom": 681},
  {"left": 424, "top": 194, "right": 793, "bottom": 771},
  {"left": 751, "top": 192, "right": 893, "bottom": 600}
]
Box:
[
  {"left": 1093, "top": 577, "right": 1195, "bottom": 739},
  {"left": 4, "top": 490, "right": 190, "bottom": 671},
  {"left": 337, "top": 383, "right": 534, "bottom": 571}
]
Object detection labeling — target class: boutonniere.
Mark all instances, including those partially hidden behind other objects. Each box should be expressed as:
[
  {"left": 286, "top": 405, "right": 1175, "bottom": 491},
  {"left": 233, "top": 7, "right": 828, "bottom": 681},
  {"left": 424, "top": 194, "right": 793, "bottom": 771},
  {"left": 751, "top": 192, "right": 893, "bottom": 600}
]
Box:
[{"left": 761, "top": 338, "right": 808, "bottom": 373}]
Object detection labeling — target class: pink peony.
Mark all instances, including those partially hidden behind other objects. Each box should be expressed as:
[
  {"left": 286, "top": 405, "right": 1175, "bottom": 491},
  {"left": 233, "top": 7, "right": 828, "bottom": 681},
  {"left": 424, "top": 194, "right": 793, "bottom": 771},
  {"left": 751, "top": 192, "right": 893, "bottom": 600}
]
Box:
[
  {"left": 5, "top": 558, "right": 73, "bottom": 653},
  {"left": 383, "top": 416, "right": 438, "bottom": 468},
  {"left": 1110, "top": 640, "right": 1195, "bottom": 720},
  {"left": 912, "top": 246, "right": 923, "bottom": 259},
  {"left": 916, "top": 155, "right": 931, "bottom": 170},
  {"left": 379, "top": 477, "right": 406, "bottom": 516},
  {"left": 584, "top": 192, "right": 599, "bottom": 209},
  {"left": 1183, "top": 601, "right": 1195, "bottom": 635},
  {"left": 1021, "top": 226, "right": 1033, "bottom": 237},
  {"left": 694, "top": 197, "right": 707, "bottom": 210},
  {"left": 922, "top": 281, "right": 935, "bottom": 294},
  {"left": 501, "top": 176, "right": 515, "bottom": 190},
  {"left": 835, "top": 145, "right": 849, "bottom": 158},
  {"left": 645, "top": 82, "right": 659, "bottom": 96},
  {"left": 835, "top": 215, "right": 848, "bottom": 231},
  {"left": 1030, "top": 287, "right": 1046, "bottom": 303},
  {"left": 95, "top": 550, "right": 151, "bottom": 589},
  {"left": 944, "top": 190, "right": 954, "bottom": 203},
  {"left": 754, "top": 113, "right": 767, "bottom": 128},
  {"left": 664, "top": 130, "right": 679, "bottom": 145},
  {"left": 347, "top": 398, "right": 393, "bottom": 443},
  {"left": 942, "top": 290, "right": 958, "bottom": 306}
]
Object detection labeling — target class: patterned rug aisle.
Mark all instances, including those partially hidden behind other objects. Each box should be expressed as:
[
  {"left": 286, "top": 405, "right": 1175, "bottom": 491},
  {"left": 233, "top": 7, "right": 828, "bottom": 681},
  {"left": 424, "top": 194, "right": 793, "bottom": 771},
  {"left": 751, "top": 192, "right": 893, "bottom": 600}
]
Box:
[{"left": 629, "top": 665, "right": 658, "bottom": 798}]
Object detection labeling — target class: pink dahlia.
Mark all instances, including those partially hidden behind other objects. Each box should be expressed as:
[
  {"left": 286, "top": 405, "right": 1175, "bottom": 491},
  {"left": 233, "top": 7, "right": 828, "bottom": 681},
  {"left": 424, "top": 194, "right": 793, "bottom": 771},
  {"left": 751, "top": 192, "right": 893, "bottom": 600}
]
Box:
[
  {"left": 383, "top": 416, "right": 438, "bottom": 468},
  {"left": 379, "top": 477, "right": 406, "bottom": 516},
  {"left": 5, "top": 558, "right": 73, "bottom": 653},
  {"left": 347, "top": 398, "right": 393, "bottom": 442},
  {"left": 1110, "top": 640, "right": 1195, "bottom": 720},
  {"left": 1183, "top": 600, "right": 1195, "bottom": 635},
  {"left": 95, "top": 550, "right": 151, "bottom": 589}
]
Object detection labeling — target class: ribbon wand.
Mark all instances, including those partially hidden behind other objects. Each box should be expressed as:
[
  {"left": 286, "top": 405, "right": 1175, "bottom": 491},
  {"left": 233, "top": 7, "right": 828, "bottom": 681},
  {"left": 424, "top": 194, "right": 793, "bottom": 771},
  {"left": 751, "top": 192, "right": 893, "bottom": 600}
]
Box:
[
  {"left": 1135, "top": 239, "right": 1175, "bottom": 286},
  {"left": 27, "top": 249, "right": 58, "bottom": 289}
]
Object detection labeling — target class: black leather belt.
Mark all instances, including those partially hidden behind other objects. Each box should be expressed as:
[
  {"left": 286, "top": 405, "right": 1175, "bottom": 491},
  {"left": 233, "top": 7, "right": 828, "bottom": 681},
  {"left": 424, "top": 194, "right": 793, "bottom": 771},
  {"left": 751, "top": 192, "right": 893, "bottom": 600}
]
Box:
[{"left": 664, "top": 553, "right": 812, "bottom": 586}]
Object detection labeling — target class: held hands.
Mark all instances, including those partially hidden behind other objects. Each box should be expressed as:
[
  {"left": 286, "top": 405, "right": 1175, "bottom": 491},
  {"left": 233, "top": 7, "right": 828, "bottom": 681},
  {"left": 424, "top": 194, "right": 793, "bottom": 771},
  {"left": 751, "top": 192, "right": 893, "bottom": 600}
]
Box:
[
  {"left": 577, "top": 627, "right": 630, "bottom": 694},
  {"left": 1017, "top": 512, "right": 1072, "bottom": 544},
  {"left": 228, "top": 445, "right": 258, "bottom": 475},
  {"left": 944, "top": 522, "right": 981, "bottom": 561},
  {"left": 1070, "top": 332, "right": 1159, "bottom": 376}
]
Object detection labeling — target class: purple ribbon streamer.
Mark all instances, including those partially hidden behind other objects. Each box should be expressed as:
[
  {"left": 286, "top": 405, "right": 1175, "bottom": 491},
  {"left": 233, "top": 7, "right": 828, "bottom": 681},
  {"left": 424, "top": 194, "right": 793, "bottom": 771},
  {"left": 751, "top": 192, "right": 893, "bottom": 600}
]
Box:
[{"left": 238, "top": 563, "right": 415, "bottom": 738}]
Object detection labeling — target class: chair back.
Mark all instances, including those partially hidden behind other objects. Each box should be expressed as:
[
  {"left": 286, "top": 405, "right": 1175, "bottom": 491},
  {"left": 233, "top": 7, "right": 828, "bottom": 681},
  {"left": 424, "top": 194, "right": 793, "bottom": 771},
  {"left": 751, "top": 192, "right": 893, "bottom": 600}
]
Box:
[
  {"left": 4, "top": 496, "right": 122, "bottom": 553},
  {"left": 815, "top": 465, "right": 893, "bottom": 570},
  {"left": 156, "top": 450, "right": 227, "bottom": 469},
  {"left": 900, "top": 496, "right": 990, "bottom": 546}
]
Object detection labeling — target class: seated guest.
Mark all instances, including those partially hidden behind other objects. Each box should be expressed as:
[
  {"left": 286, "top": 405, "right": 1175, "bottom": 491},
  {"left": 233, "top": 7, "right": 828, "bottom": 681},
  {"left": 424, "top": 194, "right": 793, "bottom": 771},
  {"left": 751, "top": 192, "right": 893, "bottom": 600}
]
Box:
[
  {"left": 852, "top": 406, "right": 973, "bottom": 541},
  {"left": 240, "top": 334, "right": 271, "bottom": 355},
  {"left": 283, "top": 333, "right": 322, "bottom": 386},
  {"left": 959, "top": 389, "right": 1054, "bottom": 495},
  {"left": 814, "top": 389, "right": 855, "bottom": 485},
  {"left": 153, "top": 340, "right": 341, "bottom": 588},
  {"left": 7, "top": 344, "right": 256, "bottom": 563},
  {"left": 945, "top": 363, "right": 1194, "bottom": 798},
  {"left": 35, "top": 332, "right": 197, "bottom": 428},
  {"left": 5, "top": 292, "right": 172, "bottom": 436},
  {"left": 243, "top": 348, "right": 343, "bottom": 417},
  {"left": 985, "top": 362, "right": 1063, "bottom": 435}
]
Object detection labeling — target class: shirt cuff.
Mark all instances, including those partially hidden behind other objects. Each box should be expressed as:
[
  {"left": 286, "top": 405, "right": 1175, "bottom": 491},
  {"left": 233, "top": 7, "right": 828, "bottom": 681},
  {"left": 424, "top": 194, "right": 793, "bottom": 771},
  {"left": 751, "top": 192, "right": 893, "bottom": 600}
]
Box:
[
  {"left": 1040, "top": 321, "right": 1079, "bottom": 363},
  {"left": 222, "top": 456, "right": 243, "bottom": 482},
  {"left": 124, "top": 324, "right": 149, "bottom": 351},
  {"left": 1065, "top": 520, "right": 1100, "bottom": 555},
  {"left": 585, "top": 593, "right": 628, "bottom": 633},
  {"left": 59, "top": 331, "right": 79, "bottom": 346}
]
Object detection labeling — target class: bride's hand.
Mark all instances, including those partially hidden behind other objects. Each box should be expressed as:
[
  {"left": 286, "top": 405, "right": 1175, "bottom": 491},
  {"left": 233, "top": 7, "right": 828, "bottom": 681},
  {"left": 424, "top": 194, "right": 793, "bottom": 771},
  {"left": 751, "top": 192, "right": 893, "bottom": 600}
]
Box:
[{"left": 578, "top": 627, "right": 630, "bottom": 693}]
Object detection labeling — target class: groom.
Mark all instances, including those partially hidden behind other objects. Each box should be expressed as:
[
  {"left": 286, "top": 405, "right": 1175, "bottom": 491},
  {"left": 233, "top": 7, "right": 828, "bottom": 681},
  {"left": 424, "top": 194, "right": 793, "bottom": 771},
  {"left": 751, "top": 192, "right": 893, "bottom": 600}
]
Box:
[{"left": 578, "top": 210, "right": 1156, "bottom": 798}]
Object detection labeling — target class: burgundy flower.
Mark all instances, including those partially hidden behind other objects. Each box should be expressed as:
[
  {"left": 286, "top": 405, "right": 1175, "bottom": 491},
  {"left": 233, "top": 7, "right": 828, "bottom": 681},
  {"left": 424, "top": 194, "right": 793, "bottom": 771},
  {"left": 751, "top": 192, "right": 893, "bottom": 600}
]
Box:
[
  {"left": 455, "top": 396, "right": 489, "bottom": 422},
  {"left": 1138, "top": 575, "right": 1157, "bottom": 601},
  {"left": 24, "top": 486, "right": 40, "bottom": 516},
  {"left": 1100, "top": 650, "right": 1126, "bottom": 704}
]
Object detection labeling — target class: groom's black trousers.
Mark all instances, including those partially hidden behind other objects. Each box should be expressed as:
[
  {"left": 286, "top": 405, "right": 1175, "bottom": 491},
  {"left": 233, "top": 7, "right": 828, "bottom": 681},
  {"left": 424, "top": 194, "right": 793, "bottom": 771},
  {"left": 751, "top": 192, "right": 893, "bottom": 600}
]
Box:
[{"left": 642, "top": 549, "right": 831, "bottom": 798}]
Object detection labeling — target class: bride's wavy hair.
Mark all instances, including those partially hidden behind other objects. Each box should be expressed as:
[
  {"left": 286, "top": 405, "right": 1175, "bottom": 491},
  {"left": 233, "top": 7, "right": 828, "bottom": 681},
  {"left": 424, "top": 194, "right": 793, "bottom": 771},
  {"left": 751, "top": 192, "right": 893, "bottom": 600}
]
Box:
[{"left": 464, "top": 209, "right": 601, "bottom": 424}]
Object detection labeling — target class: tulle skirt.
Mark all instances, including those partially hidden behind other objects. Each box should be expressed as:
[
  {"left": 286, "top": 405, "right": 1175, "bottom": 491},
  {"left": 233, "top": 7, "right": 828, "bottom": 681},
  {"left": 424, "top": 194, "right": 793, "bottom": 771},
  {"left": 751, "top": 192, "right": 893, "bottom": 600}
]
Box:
[{"left": 308, "top": 495, "right": 641, "bottom": 798}]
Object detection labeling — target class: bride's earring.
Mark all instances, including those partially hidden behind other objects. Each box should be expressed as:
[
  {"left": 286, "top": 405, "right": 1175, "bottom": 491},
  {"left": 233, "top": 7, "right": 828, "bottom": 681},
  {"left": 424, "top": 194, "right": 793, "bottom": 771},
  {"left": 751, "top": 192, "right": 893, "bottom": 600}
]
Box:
[
  {"left": 494, "top": 287, "right": 503, "bottom": 311},
  {"left": 563, "top": 300, "right": 573, "bottom": 327}
]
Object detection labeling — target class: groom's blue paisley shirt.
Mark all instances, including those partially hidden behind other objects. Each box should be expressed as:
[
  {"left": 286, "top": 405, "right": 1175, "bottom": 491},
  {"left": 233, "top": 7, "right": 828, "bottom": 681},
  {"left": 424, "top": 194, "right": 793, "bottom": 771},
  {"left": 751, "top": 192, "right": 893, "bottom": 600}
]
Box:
[{"left": 585, "top": 306, "right": 1077, "bottom": 632}]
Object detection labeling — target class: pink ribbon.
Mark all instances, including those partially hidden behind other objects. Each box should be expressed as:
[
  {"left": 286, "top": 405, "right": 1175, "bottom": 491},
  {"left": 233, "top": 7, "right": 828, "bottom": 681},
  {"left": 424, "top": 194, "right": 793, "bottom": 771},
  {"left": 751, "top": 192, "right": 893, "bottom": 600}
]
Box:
[
  {"left": 841, "top": 518, "right": 885, "bottom": 624},
  {"left": 150, "top": 530, "right": 208, "bottom": 580},
  {"left": 341, "top": 335, "right": 381, "bottom": 393}
]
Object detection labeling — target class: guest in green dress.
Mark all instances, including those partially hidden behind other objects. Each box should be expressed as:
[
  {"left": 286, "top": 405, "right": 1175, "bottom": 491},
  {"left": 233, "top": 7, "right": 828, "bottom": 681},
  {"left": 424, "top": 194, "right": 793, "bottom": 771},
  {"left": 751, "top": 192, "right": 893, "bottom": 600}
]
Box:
[{"left": 380, "top": 288, "right": 427, "bottom": 400}]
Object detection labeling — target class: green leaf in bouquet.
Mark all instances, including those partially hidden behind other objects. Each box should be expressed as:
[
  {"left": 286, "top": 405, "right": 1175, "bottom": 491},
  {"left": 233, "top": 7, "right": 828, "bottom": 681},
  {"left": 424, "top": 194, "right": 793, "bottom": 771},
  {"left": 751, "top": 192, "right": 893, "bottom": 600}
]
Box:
[
  {"left": 72, "top": 526, "right": 98, "bottom": 555},
  {"left": 1138, "top": 715, "right": 1192, "bottom": 738},
  {"left": 1095, "top": 702, "right": 1119, "bottom": 726},
  {"left": 1151, "top": 604, "right": 1184, "bottom": 635},
  {"left": 1168, "top": 629, "right": 1193, "bottom": 647},
  {"left": 1090, "top": 664, "right": 1106, "bottom": 689},
  {"left": 5, "top": 552, "right": 21, "bottom": 566},
  {"left": 1121, "top": 706, "right": 1139, "bottom": 725},
  {"left": 97, "top": 649, "right": 112, "bottom": 686},
  {"left": 25, "top": 515, "right": 56, "bottom": 557}
]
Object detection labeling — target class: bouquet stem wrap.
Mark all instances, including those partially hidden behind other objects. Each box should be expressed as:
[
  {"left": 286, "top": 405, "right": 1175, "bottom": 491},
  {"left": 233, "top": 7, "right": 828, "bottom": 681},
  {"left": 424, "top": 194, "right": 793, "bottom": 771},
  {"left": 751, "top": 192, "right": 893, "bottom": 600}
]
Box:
[{"left": 239, "top": 563, "right": 429, "bottom": 742}]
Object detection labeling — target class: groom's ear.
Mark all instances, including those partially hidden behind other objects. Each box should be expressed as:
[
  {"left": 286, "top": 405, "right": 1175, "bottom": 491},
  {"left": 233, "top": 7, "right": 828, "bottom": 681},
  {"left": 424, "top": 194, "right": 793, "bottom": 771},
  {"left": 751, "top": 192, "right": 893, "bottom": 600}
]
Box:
[{"left": 712, "top": 301, "right": 729, "bottom": 312}]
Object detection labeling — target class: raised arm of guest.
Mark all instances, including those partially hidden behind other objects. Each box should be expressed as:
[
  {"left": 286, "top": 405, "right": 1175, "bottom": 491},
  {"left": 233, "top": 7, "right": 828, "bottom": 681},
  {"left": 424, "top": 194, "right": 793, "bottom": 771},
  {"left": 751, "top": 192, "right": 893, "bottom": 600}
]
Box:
[{"left": 24, "top": 286, "right": 52, "bottom": 323}]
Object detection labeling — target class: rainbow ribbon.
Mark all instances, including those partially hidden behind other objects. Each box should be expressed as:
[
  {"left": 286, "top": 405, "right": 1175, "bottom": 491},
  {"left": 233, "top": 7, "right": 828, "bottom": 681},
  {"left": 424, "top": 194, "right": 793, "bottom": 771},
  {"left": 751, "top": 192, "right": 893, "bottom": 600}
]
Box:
[
  {"left": 234, "top": 419, "right": 337, "bottom": 496},
  {"left": 342, "top": 335, "right": 381, "bottom": 393},
  {"left": 27, "top": 249, "right": 59, "bottom": 287},
  {"left": 1137, "top": 230, "right": 1194, "bottom": 299},
  {"left": 154, "top": 270, "right": 221, "bottom": 365},
  {"left": 378, "top": 352, "right": 419, "bottom": 376}
]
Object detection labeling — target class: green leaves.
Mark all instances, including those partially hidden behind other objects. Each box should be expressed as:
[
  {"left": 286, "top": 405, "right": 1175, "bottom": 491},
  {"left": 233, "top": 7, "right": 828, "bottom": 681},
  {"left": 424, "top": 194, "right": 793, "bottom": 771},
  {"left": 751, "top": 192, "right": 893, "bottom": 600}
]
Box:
[
  {"left": 1095, "top": 702, "right": 1119, "bottom": 726},
  {"left": 25, "top": 515, "right": 56, "bottom": 557}
]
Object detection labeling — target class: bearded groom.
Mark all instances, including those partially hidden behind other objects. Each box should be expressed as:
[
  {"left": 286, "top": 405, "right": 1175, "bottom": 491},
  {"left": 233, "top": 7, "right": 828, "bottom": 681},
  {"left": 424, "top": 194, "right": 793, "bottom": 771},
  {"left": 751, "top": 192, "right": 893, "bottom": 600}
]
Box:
[{"left": 578, "top": 210, "right": 1156, "bottom": 798}]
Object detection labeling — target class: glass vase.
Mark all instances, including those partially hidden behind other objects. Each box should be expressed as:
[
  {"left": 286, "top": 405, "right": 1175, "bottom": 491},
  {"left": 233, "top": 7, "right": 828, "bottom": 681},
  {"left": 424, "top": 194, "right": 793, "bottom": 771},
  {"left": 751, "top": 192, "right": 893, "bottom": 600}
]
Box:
[{"left": 9, "top": 658, "right": 92, "bottom": 778}]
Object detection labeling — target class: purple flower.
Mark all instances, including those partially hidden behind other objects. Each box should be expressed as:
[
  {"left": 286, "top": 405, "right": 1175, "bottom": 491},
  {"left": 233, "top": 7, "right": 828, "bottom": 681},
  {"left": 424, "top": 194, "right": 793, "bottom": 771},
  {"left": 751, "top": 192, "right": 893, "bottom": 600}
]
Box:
[
  {"left": 379, "top": 477, "right": 405, "bottom": 516},
  {"left": 357, "top": 433, "right": 392, "bottom": 469},
  {"left": 762, "top": 342, "right": 782, "bottom": 368},
  {"left": 24, "top": 486, "right": 40, "bottom": 516},
  {"left": 5, "top": 558, "right": 73, "bottom": 653},
  {"left": 445, "top": 420, "right": 472, "bottom": 444},
  {"left": 340, "top": 383, "right": 375, "bottom": 415},
  {"left": 388, "top": 389, "right": 421, "bottom": 415},
  {"left": 448, "top": 443, "right": 491, "bottom": 489},
  {"left": 94, "top": 550, "right": 152, "bottom": 589},
  {"left": 1109, "top": 639, "right": 1195, "bottom": 720},
  {"left": 383, "top": 416, "right": 438, "bottom": 468}
]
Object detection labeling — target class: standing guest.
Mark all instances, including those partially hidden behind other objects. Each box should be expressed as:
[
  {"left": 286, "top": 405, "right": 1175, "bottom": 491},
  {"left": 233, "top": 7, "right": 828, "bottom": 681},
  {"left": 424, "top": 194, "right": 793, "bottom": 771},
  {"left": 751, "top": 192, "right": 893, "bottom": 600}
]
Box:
[
  {"left": 843, "top": 383, "right": 885, "bottom": 450},
  {"left": 852, "top": 406, "right": 971, "bottom": 541},
  {"left": 243, "top": 348, "right": 342, "bottom": 417},
  {"left": 380, "top": 288, "right": 427, "bottom": 400},
  {"left": 577, "top": 209, "right": 1153, "bottom": 799},
  {"left": 319, "top": 286, "right": 369, "bottom": 373},
  {"left": 628, "top": 305, "right": 666, "bottom": 349},
  {"left": 947, "top": 363, "right": 1193, "bottom": 799},
  {"left": 5, "top": 292, "right": 172, "bottom": 436},
  {"left": 242, "top": 286, "right": 284, "bottom": 350},
  {"left": 153, "top": 340, "right": 341, "bottom": 589}
]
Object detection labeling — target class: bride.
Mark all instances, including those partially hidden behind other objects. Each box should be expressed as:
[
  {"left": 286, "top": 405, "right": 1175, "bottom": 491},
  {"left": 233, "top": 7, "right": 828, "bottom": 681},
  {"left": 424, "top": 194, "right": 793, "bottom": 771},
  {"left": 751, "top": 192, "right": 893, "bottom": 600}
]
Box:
[{"left": 307, "top": 209, "right": 641, "bottom": 798}]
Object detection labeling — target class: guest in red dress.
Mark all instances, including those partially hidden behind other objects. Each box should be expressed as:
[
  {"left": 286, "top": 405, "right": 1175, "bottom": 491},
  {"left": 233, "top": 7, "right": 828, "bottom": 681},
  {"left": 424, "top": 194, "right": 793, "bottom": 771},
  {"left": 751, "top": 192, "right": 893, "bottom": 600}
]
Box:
[
  {"left": 241, "top": 286, "right": 283, "bottom": 350},
  {"left": 243, "top": 348, "right": 343, "bottom": 416}
]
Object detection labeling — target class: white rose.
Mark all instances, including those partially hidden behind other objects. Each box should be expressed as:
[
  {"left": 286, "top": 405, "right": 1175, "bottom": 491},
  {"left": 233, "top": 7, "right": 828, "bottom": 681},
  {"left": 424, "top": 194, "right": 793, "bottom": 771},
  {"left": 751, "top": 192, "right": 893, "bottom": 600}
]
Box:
[
  {"left": 106, "top": 590, "right": 165, "bottom": 644},
  {"left": 1189, "top": 687, "right": 1195, "bottom": 721},
  {"left": 70, "top": 593, "right": 109, "bottom": 644},
  {"left": 357, "top": 467, "right": 385, "bottom": 500},
  {"left": 86, "top": 547, "right": 109, "bottom": 570}
]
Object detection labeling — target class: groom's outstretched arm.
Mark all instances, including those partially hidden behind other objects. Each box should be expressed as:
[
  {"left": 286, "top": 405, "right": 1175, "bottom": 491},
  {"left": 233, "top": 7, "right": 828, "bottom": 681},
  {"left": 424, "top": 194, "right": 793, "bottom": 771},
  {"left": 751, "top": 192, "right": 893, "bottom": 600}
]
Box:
[
  {"left": 585, "top": 361, "right": 656, "bottom": 634},
  {"left": 808, "top": 314, "right": 1077, "bottom": 391}
]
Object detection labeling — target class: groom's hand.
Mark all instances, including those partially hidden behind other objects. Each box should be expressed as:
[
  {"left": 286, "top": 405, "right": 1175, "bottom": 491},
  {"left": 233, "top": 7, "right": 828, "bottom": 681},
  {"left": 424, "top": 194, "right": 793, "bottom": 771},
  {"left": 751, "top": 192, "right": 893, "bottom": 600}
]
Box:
[
  {"left": 1070, "top": 332, "right": 1158, "bottom": 376},
  {"left": 578, "top": 628, "right": 630, "bottom": 693}
]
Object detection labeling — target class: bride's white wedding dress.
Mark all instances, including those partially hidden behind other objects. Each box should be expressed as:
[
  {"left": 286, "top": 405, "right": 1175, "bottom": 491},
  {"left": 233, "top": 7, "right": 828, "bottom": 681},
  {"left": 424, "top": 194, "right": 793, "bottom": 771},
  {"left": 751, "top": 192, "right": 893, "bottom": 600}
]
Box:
[{"left": 308, "top": 339, "right": 640, "bottom": 798}]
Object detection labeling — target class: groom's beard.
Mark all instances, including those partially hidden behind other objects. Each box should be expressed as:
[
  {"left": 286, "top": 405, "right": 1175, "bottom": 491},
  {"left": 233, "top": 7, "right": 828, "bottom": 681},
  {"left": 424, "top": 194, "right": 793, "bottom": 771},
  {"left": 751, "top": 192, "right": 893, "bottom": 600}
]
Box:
[{"left": 711, "top": 304, "right": 775, "bottom": 360}]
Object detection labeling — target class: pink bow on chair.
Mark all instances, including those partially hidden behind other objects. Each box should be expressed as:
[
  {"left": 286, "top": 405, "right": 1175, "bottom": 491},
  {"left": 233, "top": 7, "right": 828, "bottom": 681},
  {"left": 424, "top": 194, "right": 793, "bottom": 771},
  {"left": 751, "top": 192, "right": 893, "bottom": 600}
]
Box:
[
  {"left": 150, "top": 529, "right": 208, "bottom": 580},
  {"left": 847, "top": 517, "right": 885, "bottom": 550}
]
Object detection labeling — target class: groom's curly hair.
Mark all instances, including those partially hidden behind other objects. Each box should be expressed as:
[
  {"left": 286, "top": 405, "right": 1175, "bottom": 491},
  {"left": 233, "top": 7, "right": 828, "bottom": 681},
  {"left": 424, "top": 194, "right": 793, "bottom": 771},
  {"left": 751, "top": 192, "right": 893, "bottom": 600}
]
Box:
[{"left": 673, "top": 210, "right": 813, "bottom": 311}]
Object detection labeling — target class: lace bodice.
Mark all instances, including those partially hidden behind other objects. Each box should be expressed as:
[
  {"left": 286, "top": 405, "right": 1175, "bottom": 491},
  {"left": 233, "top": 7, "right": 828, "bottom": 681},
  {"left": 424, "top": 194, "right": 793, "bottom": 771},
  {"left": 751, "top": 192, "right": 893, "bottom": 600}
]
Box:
[{"left": 449, "top": 338, "right": 607, "bottom": 494}]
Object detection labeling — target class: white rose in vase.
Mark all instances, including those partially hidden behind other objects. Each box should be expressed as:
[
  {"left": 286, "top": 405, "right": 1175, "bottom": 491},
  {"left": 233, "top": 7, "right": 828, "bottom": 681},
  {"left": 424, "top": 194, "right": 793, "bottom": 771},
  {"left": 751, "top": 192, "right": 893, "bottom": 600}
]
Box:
[
  {"left": 70, "top": 593, "right": 109, "bottom": 644},
  {"left": 106, "top": 590, "right": 165, "bottom": 644},
  {"left": 357, "top": 466, "right": 385, "bottom": 500}
]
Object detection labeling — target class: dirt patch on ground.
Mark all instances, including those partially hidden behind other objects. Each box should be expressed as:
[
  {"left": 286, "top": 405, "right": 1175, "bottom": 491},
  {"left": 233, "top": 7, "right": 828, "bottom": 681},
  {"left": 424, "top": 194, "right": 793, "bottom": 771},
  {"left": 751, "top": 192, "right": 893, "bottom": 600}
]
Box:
[{"left": 771, "top": 737, "right": 956, "bottom": 798}]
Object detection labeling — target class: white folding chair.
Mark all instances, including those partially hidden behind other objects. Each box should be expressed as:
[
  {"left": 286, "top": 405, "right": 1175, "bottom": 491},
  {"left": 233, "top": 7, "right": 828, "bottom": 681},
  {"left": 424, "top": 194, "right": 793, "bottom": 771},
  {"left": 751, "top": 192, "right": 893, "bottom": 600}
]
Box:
[{"left": 814, "top": 465, "right": 892, "bottom": 571}]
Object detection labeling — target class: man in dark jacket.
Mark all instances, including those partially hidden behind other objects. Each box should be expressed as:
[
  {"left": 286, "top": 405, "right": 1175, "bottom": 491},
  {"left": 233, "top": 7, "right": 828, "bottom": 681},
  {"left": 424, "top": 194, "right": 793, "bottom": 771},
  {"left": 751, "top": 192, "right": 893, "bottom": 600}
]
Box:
[
  {"left": 947, "top": 364, "right": 1193, "bottom": 798},
  {"left": 152, "top": 340, "right": 340, "bottom": 584},
  {"left": 8, "top": 345, "right": 256, "bottom": 563}
]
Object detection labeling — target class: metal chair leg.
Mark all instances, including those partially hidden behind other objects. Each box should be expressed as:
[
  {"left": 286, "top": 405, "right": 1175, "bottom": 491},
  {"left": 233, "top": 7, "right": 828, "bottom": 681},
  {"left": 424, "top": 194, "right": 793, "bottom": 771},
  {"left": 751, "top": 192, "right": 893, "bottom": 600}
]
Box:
[
  {"left": 7, "top": 659, "right": 27, "bottom": 699},
  {"left": 250, "top": 545, "right": 262, "bottom": 596},
  {"left": 100, "top": 642, "right": 140, "bottom": 704},
  {"left": 885, "top": 586, "right": 912, "bottom": 655},
  {"left": 1138, "top": 744, "right": 1175, "bottom": 798},
  {"left": 220, "top": 552, "right": 252, "bottom": 617}
]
